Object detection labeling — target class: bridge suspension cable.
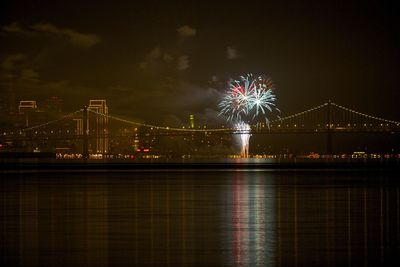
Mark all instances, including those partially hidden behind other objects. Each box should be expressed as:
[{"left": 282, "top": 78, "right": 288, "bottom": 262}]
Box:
[
  {"left": 21, "top": 109, "right": 84, "bottom": 132},
  {"left": 270, "top": 102, "right": 329, "bottom": 123},
  {"left": 18, "top": 101, "right": 400, "bottom": 134},
  {"left": 331, "top": 103, "right": 400, "bottom": 125},
  {"left": 87, "top": 109, "right": 233, "bottom": 132}
]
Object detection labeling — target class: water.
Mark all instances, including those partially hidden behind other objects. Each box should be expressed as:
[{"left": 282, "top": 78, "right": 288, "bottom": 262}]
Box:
[{"left": 1, "top": 170, "right": 399, "bottom": 266}]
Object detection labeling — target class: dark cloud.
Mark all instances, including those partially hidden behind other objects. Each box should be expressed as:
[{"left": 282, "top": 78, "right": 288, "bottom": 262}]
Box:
[
  {"left": 139, "top": 47, "right": 164, "bottom": 70},
  {"left": 162, "top": 53, "right": 174, "bottom": 63},
  {"left": 0, "top": 54, "right": 40, "bottom": 84},
  {"left": 139, "top": 46, "right": 190, "bottom": 72},
  {"left": 30, "top": 23, "right": 100, "bottom": 48},
  {"left": 177, "top": 55, "right": 189, "bottom": 71},
  {"left": 2, "top": 22, "right": 22, "bottom": 33},
  {"left": 1, "top": 54, "right": 26, "bottom": 70},
  {"left": 177, "top": 25, "right": 196, "bottom": 37},
  {"left": 20, "top": 69, "right": 39, "bottom": 82},
  {"left": 2, "top": 22, "right": 101, "bottom": 48},
  {"left": 131, "top": 25, "right": 226, "bottom": 123},
  {"left": 100, "top": 76, "right": 222, "bottom": 125},
  {"left": 226, "top": 46, "right": 242, "bottom": 60}
]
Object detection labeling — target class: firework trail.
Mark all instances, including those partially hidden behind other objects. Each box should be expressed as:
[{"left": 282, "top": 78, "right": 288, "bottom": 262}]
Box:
[
  {"left": 235, "top": 121, "right": 251, "bottom": 157},
  {"left": 218, "top": 73, "right": 279, "bottom": 157}
]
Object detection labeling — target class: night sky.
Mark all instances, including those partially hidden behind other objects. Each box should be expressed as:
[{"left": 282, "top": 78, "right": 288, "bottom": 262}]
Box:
[{"left": 1, "top": 0, "right": 399, "bottom": 125}]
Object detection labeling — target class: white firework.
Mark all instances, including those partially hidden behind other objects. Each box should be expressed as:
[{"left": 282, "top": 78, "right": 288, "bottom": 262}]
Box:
[{"left": 218, "top": 73, "right": 279, "bottom": 157}]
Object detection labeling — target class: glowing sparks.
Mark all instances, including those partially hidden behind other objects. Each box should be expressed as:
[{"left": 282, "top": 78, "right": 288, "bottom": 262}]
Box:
[
  {"left": 235, "top": 121, "right": 251, "bottom": 158},
  {"left": 218, "top": 73, "right": 279, "bottom": 157},
  {"left": 218, "top": 73, "right": 279, "bottom": 124}
]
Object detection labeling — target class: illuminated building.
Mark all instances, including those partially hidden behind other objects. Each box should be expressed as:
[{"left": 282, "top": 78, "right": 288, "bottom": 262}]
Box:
[
  {"left": 189, "top": 114, "right": 195, "bottom": 128},
  {"left": 73, "top": 118, "right": 83, "bottom": 135},
  {"left": 18, "top": 100, "right": 37, "bottom": 127},
  {"left": 18, "top": 100, "right": 37, "bottom": 113},
  {"left": 88, "top": 100, "right": 109, "bottom": 154},
  {"left": 133, "top": 128, "right": 140, "bottom": 151}
]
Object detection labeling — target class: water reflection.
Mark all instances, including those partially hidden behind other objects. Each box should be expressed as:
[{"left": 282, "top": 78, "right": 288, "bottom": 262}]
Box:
[
  {"left": 1, "top": 171, "right": 400, "bottom": 266},
  {"left": 230, "top": 173, "right": 275, "bottom": 266}
]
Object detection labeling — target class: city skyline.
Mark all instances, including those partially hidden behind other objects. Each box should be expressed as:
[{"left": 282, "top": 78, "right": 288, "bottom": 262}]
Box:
[{"left": 1, "top": 97, "right": 398, "bottom": 156}]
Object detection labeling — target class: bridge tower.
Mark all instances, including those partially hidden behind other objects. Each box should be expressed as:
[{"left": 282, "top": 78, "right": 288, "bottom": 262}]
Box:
[
  {"left": 326, "top": 100, "right": 333, "bottom": 155},
  {"left": 82, "top": 106, "right": 89, "bottom": 159},
  {"left": 88, "top": 100, "right": 109, "bottom": 154}
]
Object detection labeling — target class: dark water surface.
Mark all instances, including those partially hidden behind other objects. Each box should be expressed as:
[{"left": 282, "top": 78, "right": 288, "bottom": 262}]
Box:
[{"left": 1, "top": 170, "right": 400, "bottom": 266}]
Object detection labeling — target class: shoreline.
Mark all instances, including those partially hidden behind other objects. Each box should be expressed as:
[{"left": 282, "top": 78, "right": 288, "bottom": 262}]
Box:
[{"left": 1, "top": 158, "right": 399, "bottom": 172}]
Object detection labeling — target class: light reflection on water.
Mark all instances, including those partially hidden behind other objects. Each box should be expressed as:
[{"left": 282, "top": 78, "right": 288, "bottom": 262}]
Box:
[
  {"left": 227, "top": 173, "right": 275, "bottom": 267},
  {"left": 1, "top": 171, "right": 399, "bottom": 266}
]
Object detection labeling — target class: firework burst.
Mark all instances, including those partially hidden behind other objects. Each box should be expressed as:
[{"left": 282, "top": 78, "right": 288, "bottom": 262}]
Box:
[
  {"left": 218, "top": 73, "right": 279, "bottom": 157},
  {"left": 218, "top": 73, "right": 279, "bottom": 124}
]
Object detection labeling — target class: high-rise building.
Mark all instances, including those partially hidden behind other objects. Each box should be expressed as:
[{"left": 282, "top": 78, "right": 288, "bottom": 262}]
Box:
[
  {"left": 88, "top": 100, "right": 109, "bottom": 154},
  {"left": 19, "top": 100, "right": 37, "bottom": 127},
  {"left": 73, "top": 118, "right": 83, "bottom": 135},
  {"left": 133, "top": 128, "right": 140, "bottom": 151},
  {"left": 19, "top": 100, "right": 37, "bottom": 113},
  {"left": 189, "top": 114, "right": 195, "bottom": 128}
]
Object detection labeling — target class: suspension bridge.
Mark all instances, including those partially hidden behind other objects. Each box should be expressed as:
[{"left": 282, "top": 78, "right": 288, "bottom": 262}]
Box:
[{"left": 1, "top": 100, "right": 399, "bottom": 155}]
